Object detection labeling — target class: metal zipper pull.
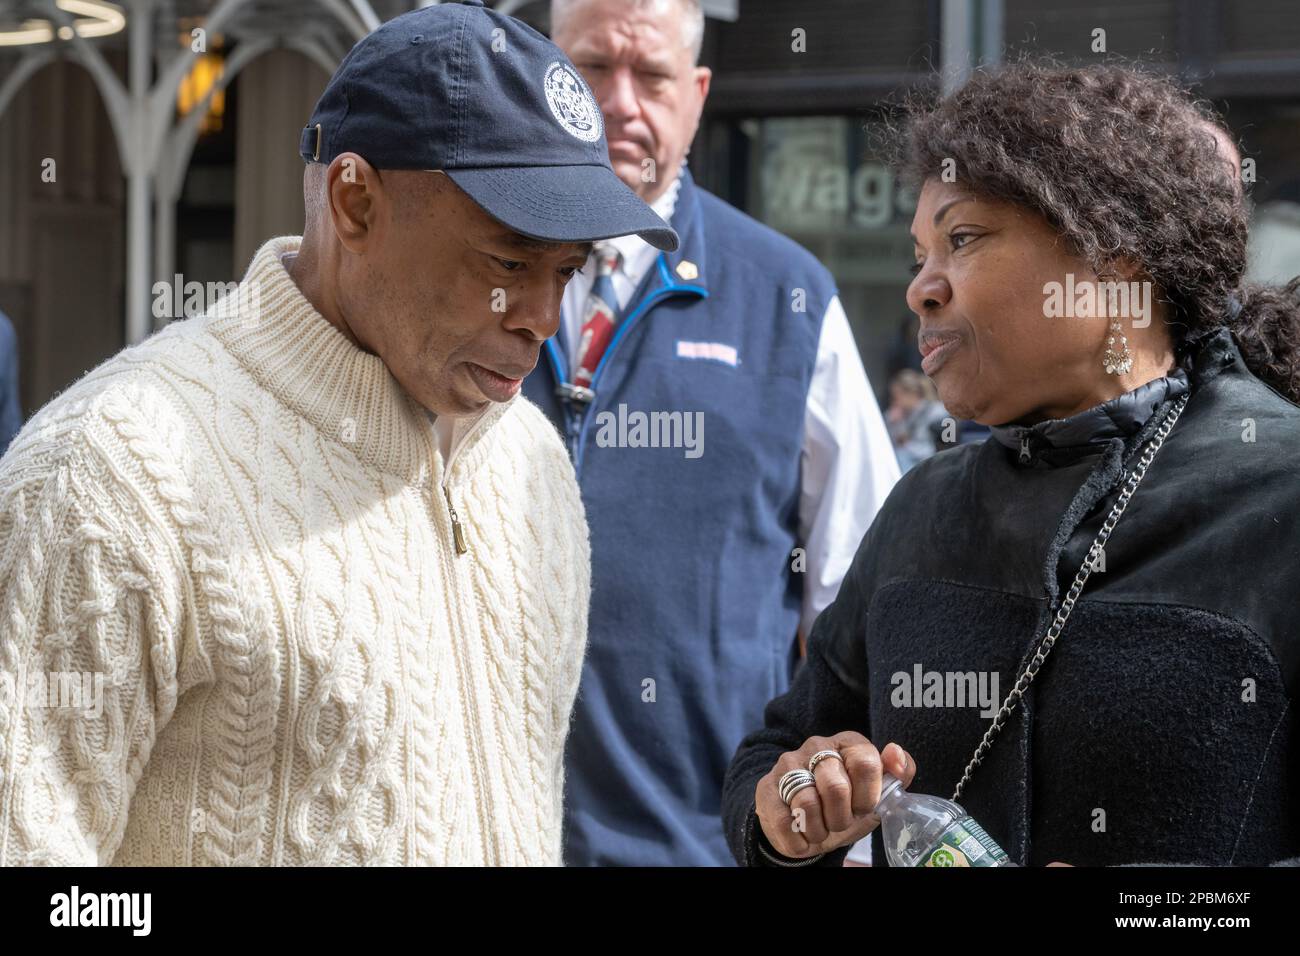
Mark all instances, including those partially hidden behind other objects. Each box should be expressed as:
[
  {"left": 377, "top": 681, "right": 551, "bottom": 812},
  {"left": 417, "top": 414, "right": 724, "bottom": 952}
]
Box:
[
  {"left": 443, "top": 486, "right": 468, "bottom": 555},
  {"left": 1019, "top": 433, "right": 1032, "bottom": 464}
]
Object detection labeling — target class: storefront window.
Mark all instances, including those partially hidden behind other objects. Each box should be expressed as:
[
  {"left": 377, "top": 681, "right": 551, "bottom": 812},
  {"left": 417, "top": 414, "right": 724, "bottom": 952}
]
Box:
[{"left": 703, "top": 115, "right": 920, "bottom": 404}]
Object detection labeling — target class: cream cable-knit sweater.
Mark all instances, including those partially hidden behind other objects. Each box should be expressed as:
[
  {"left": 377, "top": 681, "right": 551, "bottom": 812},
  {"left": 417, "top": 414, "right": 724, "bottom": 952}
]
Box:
[{"left": 0, "top": 236, "right": 591, "bottom": 866}]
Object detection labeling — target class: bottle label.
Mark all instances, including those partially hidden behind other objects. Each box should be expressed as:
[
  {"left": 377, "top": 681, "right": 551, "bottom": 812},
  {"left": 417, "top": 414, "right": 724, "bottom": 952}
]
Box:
[{"left": 919, "top": 817, "right": 1010, "bottom": 867}]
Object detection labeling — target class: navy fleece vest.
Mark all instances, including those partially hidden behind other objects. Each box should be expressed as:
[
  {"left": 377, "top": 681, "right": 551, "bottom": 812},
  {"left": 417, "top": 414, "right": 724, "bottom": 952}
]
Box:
[{"left": 523, "top": 170, "right": 836, "bottom": 865}]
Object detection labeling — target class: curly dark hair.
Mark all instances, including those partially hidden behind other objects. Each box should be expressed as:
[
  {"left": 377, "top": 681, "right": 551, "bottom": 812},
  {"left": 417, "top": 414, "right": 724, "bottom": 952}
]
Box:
[{"left": 892, "top": 58, "right": 1300, "bottom": 404}]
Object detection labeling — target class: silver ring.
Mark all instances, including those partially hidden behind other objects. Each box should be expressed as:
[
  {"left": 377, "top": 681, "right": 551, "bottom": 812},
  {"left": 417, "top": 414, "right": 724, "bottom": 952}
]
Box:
[
  {"left": 807, "top": 750, "right": 843, "bottom": 774},
  {"left": 778, "top": 768, "right": 816, "bottom": 806}
]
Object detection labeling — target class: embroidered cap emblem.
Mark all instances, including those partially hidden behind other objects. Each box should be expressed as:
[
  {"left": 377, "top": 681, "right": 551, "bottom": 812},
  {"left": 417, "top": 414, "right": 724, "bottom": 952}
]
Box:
[{"left": 544, "top": 62, "right": 602, "bottom": 143}]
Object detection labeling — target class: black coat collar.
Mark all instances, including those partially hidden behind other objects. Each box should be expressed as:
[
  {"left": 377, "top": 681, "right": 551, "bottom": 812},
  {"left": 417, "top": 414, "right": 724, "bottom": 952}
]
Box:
[{"left": 990, "top": 326, "right": 1238, "bottom": 464}]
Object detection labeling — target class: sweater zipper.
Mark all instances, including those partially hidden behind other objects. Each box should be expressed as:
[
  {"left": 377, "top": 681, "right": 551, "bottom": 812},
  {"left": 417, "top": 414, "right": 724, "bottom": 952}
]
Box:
[
  {"left": 443, "top": 486, "right": 468, "bottom": 555},
  {"left": 1020, "top": 433, "right": 1032, "bottom": 464},
  {"left": 433, "top": 416, "right": 500, "bottom": 864},
  {"left": 439, "top": 410, "right": 493, "bottom": 557},
  {"left": 440, "top": 529, "right": 500, "bottom": 864}
]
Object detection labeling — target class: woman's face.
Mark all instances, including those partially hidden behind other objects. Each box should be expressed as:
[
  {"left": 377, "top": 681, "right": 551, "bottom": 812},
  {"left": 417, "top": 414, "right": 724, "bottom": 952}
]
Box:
[{"left": 907, "top": 178, "right": 1122, "bottom": 425}]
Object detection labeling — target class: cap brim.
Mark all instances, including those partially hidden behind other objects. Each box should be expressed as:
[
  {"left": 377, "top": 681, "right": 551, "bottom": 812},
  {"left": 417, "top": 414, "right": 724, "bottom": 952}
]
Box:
[{"left": 445, "top": 164, "right": 679, "bottom": 252}]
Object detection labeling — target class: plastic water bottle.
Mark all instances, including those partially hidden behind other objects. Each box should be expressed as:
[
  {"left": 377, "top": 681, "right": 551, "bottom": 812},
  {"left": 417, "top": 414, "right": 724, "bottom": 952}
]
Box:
[{"left": 873, "top": 773, "right": 1018, "bottom": 867}]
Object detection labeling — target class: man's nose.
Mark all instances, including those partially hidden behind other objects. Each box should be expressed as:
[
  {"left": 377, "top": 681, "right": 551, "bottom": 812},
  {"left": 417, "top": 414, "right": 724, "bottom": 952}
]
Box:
[
  {"left": 503, "top": 282, "right": 565, "bottom": 342},
  {"left": 598, "top": 67, "right": 641, "bottom": 124}
]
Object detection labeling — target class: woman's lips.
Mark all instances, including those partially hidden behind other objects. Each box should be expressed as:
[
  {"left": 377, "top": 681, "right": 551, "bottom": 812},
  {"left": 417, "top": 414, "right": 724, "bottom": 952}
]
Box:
[
  {"left": 919, "top": 332, "right": 964, "bottom": 376},
  {"left": 467, "top": 363, "right": 524, "bottom": 402}
]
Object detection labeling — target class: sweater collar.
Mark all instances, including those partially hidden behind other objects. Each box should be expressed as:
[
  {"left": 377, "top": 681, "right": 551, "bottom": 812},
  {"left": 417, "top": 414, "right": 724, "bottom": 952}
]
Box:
[
  {"left": 989, "top": 325, "right": 1239, "bottom": 464},
  {"left": 208, "top": 235, "right": 512, "bottom": 483}
]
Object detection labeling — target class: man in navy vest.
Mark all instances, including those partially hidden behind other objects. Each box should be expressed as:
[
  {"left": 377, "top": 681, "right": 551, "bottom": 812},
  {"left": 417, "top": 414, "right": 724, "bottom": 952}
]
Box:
[
  {"left": 0, "top": 309, "right": 21, "bottom": 456},
  {"left": 527, "top": 0, "right": 900, "bottom": 865}
]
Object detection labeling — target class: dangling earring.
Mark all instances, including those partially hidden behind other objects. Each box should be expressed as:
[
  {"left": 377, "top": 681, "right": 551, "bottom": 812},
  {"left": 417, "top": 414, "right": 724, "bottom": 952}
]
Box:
[{"left": 1104, "top": 317, "right": 1132, "bottom": 375}]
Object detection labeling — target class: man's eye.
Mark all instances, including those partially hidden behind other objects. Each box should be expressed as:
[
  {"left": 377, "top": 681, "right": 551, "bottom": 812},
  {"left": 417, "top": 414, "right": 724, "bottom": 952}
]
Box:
[
  {"left": 495, "top": 258, "right": 525, "bottom": 271},
  {"left": 909, "top": 261, "right": 923, "bottom": 277},
  {"left": 560, "top": 265, "right": 585, "bottom": 278}
]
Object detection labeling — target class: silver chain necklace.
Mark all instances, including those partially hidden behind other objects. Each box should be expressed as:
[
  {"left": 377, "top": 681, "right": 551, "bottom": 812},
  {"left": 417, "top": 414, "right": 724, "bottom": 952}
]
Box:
[{"left": 950, "top": 392, "right": 1190, "bottom": 803}]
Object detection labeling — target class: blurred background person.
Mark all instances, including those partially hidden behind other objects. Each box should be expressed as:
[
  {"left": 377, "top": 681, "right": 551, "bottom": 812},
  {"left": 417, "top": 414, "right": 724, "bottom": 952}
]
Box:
[
  {"left": 885, "top": 368, "right": 947, "bottom": 472},
  {"left": 526, "top": 0, "right": 899, "bottom": 866},
  {"left": 0, "top": 309, "right": 20, "bottom": 455}
]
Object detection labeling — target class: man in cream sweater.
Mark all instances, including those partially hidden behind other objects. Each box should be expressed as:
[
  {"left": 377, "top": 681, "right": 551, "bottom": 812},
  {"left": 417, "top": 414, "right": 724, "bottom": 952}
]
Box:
[{"left": 0, "top": 2, "right": 675, "bottom": 866}]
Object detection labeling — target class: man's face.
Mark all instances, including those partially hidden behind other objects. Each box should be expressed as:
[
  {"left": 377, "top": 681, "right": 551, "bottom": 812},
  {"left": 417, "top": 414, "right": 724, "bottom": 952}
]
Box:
[
  {"left": 336, "top": 169, "right": 590, "bottom": 417},
  {"left": 555, "top": 0, "right": 711, "bottom": 200}
]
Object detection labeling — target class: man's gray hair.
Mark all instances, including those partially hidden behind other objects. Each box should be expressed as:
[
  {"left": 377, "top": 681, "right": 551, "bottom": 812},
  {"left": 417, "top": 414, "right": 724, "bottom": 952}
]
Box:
[{"left": 551, "top": 0, "right": 704, "bottom": 65}]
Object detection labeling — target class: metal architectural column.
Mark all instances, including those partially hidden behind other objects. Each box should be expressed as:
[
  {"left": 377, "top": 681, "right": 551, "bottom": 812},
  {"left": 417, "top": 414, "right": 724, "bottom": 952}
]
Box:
[
  {"left": 153, "top": 37, "right": 275, "bottom": 324},
  {"left": 32, "top": 0, "right": 375, "bottom": 342},
  {"left": 43, "top": 0, "right": 152, "bottom": 342},
  {"left": 347, "top": 0, "right": 381, "bottom": 33},
  {"left": 940, "top": 0, "right": 974, "bottom": 96},
  {"left": 0, "top": 50, "right": 56, "bottom": 123},
  {"left": 981, "top": 0, "right": 1004, "bottom": 67},
  {"left": 314, "top": 0, "right": 371, "bottom": 41},
  {"left": 941, "top": 0, "right": 1004, "bottom": 96},
  {"left": 125, "top": 0, "right": 153, "bottom": 345},
  {"left": 44, "top": 0, "right": 258, "bottom": 342},
  {"left": 152, "top": 36, "right": 342, "bottom": 330}
]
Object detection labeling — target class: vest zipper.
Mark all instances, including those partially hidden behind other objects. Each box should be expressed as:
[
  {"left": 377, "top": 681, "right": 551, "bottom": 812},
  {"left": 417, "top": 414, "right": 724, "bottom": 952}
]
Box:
[
  {"left": 1020, "top": 433, "right": 1032, "bottom": 464},
  {"left": 572, "top": 267, "right": 707, "bottom": 473}
]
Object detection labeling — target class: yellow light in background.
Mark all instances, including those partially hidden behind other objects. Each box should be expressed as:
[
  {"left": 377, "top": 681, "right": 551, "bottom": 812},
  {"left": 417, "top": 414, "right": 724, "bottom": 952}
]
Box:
[
  {"left": 0, "top": 0, "right": 125, "bottom": 47},
  {"left": 177, "top": 51, "right": 225, "bottom": 135}
]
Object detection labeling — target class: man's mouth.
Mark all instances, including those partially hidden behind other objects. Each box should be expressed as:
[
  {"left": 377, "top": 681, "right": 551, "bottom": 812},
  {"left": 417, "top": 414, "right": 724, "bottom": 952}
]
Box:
[
  {"left": 607, "top": 135, "right": 650, "bottom": 156},
  {"left": 466, "top": 362, "right": 529, "bottom": 402}
]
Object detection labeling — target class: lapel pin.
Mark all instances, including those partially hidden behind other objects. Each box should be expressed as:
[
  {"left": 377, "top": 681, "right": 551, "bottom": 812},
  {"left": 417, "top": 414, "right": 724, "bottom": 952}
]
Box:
[{"left": 675, "top": 260, "right": 699, "bottom": 281}]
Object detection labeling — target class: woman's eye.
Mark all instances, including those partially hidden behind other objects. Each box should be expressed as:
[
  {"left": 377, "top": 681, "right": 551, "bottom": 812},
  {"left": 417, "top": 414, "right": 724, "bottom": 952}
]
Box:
[
  {"left": 950, "top": 232, "right": 976, "bottom": 249},
  {"left": 495, "top": 258, "right": 525, "bottom": 271},
  {"left": 909, "top": 261, "right": 924, "bottom": 277}
]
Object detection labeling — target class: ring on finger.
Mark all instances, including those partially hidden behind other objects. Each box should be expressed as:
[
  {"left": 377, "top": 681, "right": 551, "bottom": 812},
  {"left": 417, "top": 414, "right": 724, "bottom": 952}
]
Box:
[
  {"left": 807, "top": 749, "right": 843, "bottom": 774},
  {"left": 778, "top": 769, "right": 817, "bottom": 806}
]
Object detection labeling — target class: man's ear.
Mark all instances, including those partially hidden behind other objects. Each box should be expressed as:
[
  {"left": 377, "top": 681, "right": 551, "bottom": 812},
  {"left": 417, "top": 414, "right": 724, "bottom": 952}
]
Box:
[
  {"left": 327, "top": 153, "right": 383, "bottom": 253},
  {"left": 693, "top": 65, "right": 711, "bottom": 109}
]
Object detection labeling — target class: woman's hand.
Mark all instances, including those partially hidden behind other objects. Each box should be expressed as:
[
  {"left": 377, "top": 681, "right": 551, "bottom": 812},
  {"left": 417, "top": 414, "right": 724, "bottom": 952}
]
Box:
[{"left": 755, "top": 733, "right": 916, "bottom": 860}]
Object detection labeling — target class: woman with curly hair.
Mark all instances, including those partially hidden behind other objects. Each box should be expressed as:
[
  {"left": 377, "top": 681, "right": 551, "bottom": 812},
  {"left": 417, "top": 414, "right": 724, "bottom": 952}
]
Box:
[{"left": 722, "top": 60, "right": 1300, "bottom": 867}]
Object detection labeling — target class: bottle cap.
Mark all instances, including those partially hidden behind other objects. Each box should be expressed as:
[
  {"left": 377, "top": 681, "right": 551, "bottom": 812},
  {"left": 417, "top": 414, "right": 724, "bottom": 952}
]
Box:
[{"left": 874, "top": 773, "right": 905, "bottom": 814}]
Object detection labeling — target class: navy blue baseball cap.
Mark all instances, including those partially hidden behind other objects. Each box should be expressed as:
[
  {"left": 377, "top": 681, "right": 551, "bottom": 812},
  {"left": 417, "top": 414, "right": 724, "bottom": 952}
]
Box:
[{"left": 298, "top": 0, "right": 678, "bottom": 251}]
